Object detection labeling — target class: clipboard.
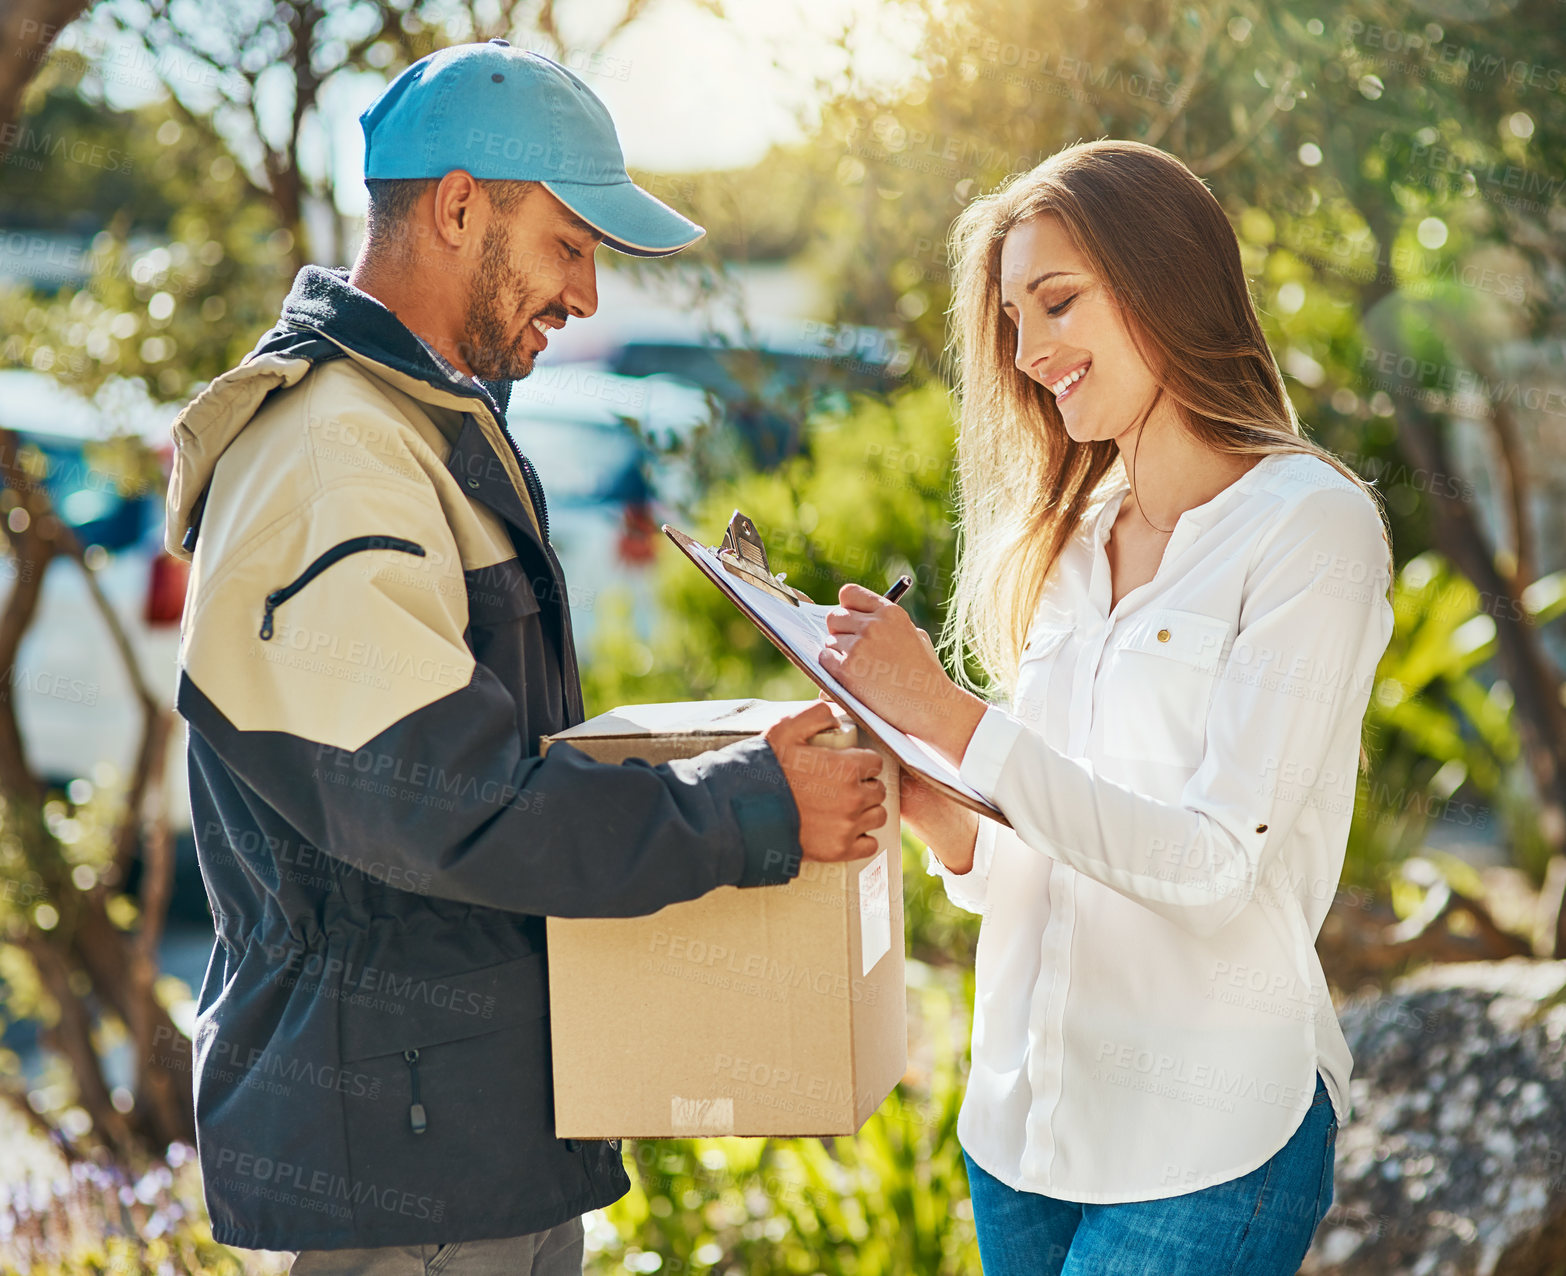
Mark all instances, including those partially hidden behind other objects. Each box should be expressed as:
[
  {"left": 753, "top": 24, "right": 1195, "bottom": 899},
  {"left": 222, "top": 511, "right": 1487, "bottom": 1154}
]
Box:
[{"left": 663, "top": 512, "right": 1010, "bottom": 828}]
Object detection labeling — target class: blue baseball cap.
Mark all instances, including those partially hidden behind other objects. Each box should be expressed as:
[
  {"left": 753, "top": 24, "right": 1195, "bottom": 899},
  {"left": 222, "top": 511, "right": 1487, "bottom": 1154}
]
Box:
[{"left": 360, "top": 40, "right": 705, "bottom": 258}]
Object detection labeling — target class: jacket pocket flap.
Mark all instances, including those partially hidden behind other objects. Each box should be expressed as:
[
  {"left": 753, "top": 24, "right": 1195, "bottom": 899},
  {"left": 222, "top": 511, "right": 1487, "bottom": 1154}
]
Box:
[
  {"left": 464, "top": 562, "right": 543, "bottom": 626},
  {"left": 1116, "top": 608, "right": 1232, "bottom": 673},
  {"left": 339, "top": 951, "right": 547, "bottom": 1062}
]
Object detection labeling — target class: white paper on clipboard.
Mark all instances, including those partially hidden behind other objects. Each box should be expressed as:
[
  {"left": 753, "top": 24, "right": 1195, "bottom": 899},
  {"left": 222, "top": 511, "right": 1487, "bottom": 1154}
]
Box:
[{"left": 663, "top": 524, "right": 1006, "bottom": 822}]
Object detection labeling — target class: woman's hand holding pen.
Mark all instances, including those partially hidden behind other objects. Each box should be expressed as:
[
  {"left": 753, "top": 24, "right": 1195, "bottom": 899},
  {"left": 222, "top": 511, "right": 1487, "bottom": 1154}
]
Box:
[{"left": 819, "top": 582, "right": 990, "bottom": 768}]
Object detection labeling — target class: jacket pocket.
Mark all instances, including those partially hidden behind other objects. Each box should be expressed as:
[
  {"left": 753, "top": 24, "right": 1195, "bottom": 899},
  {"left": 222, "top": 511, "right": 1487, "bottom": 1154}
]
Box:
[
  {"left": 260, "top": 535, "right": 426, "bottom": 640},
  {"left": 1099, "top": 607, "right": 1233, "bottom": 768},
  {"left": 338, "top": 950, "right": 547, "bottom": 1063},
  {"left": 464, "top": 560, "right": 543, "bottom": 628},
  {"left": 335, "top": 952, "right": 561, "bottom": 1224}
]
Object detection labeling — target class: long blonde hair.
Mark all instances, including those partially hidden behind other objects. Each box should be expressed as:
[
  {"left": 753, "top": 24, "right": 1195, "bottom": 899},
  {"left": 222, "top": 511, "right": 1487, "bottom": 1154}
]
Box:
[{"left": 943, "top": 139, "right": 1393, "bottom": 697}]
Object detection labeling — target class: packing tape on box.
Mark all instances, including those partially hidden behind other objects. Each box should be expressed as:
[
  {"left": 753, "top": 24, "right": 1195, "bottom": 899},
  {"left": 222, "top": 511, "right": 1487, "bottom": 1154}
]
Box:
[
  {"left": 859, "top": 849, "right": 892, "bottom": 976},
  {"left": 670, "top": 1096, "right": 735, "bottom": 1135}
]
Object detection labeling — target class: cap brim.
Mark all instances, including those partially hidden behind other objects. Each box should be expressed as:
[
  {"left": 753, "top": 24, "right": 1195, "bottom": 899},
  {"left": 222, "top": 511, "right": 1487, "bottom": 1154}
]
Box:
[{"left": 541, "top": 179, "right": 705, "bottom": 258}]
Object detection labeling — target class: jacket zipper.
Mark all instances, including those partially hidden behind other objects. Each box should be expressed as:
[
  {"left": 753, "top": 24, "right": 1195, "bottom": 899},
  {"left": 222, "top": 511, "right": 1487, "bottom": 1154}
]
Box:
[
  {"left": 259, "top": 535, "right": 426, "bottom": 640},
  {"left": 403, "top": 1049, "right": 427, "bottom": 1134},
  {"left": 499, "top": 421, "right": 550, "bottom": 545}
]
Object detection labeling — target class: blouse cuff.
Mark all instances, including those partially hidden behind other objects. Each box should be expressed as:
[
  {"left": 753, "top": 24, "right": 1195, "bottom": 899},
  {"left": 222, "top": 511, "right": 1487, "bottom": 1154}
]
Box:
[{"left": 958, "top": 704, "right": 1028, "bottom": 801}]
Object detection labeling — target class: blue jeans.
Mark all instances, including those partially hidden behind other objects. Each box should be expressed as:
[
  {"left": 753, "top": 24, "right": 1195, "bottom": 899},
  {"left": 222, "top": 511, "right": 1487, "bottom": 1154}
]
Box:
[{"left": 962, "top": 1074, "right": 1337, "bottom": 1276}]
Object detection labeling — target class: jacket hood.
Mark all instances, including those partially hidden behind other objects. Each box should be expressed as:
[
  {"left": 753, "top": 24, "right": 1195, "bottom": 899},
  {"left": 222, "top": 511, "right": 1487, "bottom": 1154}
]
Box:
[{"left": 165, "top": 266, "right": 515, "bottom": 558}]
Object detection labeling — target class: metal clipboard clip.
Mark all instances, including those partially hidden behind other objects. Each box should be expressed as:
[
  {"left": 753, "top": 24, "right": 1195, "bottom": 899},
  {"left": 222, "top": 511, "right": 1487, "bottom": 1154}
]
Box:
[{"left": 715, "top": 510, "right": 813, "bottom": 607}]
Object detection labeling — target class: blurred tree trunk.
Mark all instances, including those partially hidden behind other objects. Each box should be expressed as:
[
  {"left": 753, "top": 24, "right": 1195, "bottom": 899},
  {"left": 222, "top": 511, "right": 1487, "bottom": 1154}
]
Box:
[
  {"left": 1355, "top": 224, "right": 1566, "bottom": 952},
  {"left": 0, "top": 428, "right": 194, "bottom": 1158},
  {"left": 0, "top": 0, "right": 89, "bottom": 149}
]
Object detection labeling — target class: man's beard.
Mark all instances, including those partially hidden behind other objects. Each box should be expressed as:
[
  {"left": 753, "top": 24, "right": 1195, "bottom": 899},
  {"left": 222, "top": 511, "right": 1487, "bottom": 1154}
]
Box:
[{"left": 462, "top": 222, "right": 537, "bottom": 382}]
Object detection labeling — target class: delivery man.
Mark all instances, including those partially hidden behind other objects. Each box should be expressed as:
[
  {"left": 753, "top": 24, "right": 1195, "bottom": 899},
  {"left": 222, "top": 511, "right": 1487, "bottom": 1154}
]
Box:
[{"left": 164, "top": 40, "right": 886, "bottom": 1275}]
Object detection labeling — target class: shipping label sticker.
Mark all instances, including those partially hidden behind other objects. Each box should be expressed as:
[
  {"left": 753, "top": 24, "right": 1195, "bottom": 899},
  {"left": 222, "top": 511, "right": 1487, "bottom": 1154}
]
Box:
[
  {"left": 670, "top": 1096, "right": 734, "bottom": 1135},
  {"left": 859, "top": 848, "right": 891, "bottom": 977}
]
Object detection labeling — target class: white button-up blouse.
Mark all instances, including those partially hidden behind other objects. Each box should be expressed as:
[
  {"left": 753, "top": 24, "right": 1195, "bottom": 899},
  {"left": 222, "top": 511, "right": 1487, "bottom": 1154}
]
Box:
[{"left": 930, "top": 450, "right": 1395, "bottom": 1204}]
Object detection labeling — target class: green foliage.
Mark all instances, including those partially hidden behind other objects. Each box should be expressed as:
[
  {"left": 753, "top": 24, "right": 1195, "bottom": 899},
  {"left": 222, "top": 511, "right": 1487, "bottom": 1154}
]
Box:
[
  {"left": 899, "top": 831, "right": 979, "bottom": 970},
  {"left": 1349, "top": 551, "right": 1551, "bottom": 886},
  {"left": 631, "top": 150, "right": 846, "bottom": 266},
  {"left": 0, "top": 58, "right": 292, "bottom": 401}
]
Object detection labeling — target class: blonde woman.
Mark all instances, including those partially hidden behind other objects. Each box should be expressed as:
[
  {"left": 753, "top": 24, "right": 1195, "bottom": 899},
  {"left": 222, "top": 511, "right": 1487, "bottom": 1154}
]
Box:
[{"left": 819, "top": 140, "right": 1395, "bottom": 1274}]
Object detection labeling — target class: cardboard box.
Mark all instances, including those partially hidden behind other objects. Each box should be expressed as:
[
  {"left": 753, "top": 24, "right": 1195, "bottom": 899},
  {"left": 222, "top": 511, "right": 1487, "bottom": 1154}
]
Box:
[{"left": 541, "top": 699, "right": 905, "bottom": 1138}]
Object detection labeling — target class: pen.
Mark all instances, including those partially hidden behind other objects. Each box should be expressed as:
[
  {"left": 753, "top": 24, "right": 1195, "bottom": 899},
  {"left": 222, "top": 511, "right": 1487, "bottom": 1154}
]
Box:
[{"left": 883, "top": 574, "right": 913, "bottom": 604}]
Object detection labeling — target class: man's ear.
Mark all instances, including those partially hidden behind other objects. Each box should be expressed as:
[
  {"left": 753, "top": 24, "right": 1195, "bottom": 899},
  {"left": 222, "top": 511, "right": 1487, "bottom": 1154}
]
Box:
[{"left": 432, "top": 170, "right": 480, "bottom": 251}]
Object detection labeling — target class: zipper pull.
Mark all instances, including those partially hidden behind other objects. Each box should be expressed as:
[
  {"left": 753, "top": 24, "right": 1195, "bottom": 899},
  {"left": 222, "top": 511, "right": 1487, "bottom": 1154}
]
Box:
[
  {"left": 403, "top": 1049, "right": 427, "bottom": 1134},
  {"left": 259, "top": 592, "right": 282, "bottom": 641}
]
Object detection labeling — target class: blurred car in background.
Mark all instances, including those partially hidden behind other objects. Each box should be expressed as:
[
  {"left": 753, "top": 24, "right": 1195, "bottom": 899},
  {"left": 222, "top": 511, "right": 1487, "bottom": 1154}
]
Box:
[
  {"left": 607, "top": 322, "right": 912, "bottom": 465},
  {"left": 513, "top": 323, "right": 910, "bottom": 641},
  {"left": 507, "top": 363, "right": 710, "bottom": 646}
]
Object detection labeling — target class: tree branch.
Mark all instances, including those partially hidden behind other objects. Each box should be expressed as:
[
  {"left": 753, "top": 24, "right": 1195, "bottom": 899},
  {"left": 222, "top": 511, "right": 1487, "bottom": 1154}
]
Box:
[
  {"left": 1189, "top": 80, "right": 1289, "bottom": 177},
  {"left": 1142, "top": 8, "right": 1214, "bottom": 149}
]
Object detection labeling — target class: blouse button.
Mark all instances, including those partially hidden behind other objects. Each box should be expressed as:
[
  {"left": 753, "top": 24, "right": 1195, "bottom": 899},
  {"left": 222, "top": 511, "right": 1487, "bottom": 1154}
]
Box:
[
  {"left": 1156, "top": 628, "right": 1171, "bottom": 643},
  {"left": 1255, "top": 823, "right": 1268, "bottom": 833}
]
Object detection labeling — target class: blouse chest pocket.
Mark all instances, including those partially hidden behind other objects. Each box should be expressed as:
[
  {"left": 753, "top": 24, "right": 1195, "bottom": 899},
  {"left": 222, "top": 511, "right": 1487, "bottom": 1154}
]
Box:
[
  {"left": 1097, "top": 607, "right": 1233, "bottom": 769},
  {"left": 1021, "top": 624, "right": 1074, "bottom": 665},
  {"left": 1013, "top": 624, "right": 1075, "bottom": 723}
]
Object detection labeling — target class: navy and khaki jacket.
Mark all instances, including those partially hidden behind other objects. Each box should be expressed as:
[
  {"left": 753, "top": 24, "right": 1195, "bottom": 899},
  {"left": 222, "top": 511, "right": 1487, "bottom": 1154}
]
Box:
[{"left": 168, "top": 265, "right": 803, "bottom": 1251}]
